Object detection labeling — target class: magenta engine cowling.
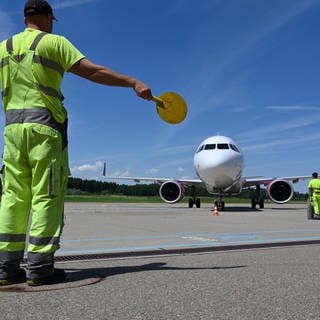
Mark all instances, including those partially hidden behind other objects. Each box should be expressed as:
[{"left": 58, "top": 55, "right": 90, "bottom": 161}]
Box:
[
  {"left": 266, "top": 179, "right": 294, "bottom": 204},
  {"left": 159, "top": 181, "right": 185, "bottom": 204}
]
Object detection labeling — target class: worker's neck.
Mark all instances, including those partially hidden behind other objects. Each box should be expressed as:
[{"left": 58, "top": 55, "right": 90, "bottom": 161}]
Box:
[{"left": 26, "top": 23, "right": 43, "bottom": 31}]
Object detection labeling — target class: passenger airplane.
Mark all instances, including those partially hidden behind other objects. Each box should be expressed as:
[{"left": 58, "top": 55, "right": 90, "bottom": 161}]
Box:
[{"left": 106, "top": 135, "right": 310, "bottom": 210}]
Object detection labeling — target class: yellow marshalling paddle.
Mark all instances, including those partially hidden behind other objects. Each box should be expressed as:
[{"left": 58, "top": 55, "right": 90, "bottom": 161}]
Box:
[{"left": 151, "top": 92, "right": 187, "bottom": 124}]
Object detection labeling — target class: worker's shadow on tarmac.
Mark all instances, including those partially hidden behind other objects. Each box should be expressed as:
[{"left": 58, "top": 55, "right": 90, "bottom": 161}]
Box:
[{"left": 64, "top": 262, "right": 247, "bottom": 283}]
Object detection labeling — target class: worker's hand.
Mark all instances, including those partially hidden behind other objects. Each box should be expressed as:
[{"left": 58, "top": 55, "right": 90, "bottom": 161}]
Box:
[{"left": 133, "top": 80, "right": 153, "bottom": 100}]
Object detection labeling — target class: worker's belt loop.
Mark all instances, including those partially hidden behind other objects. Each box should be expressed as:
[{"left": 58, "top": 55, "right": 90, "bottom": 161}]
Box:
[{"left": 5, "top": 108, "right": 68, "bottom": 149}]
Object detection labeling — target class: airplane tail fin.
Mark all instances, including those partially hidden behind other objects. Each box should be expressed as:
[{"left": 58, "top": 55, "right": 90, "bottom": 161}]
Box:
[{"left": 103, "top": 161, "right": 106, "bottom": 177}]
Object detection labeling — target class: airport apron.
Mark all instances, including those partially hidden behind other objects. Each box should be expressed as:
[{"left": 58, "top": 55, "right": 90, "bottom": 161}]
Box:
[{"left": 0, "top": 33, "right": 68, "bottom": 275}]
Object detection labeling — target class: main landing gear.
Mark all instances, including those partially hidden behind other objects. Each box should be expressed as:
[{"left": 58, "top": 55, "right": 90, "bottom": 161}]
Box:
[
  {"left": 189, "top": 197, "right": 201, "bottom": 208},
  {"left": 188, "top": 186, "right": 201, "bottom": 208},
  {"left": 250, "top": 185, "right": 264, "bottom": 209}
]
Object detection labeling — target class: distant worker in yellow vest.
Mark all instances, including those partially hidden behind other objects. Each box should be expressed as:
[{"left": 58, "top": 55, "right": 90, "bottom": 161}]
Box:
[
  {"left": 308, "top": 172, "right": 320, "bottom": 219},
  {"left": 0, "top": 0, "right": 153, "bottom": 286}
]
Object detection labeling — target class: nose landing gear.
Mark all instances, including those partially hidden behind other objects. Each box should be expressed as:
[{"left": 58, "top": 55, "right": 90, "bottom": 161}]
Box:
[
  {"left": 215, "top": 199, "right": 225, "bottom": 211},
  {"left": 213, "top": 194, "right": 225, "bottom": 211}
]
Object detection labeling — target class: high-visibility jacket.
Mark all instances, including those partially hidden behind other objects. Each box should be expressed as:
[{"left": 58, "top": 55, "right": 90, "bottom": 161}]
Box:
[
  {"left": 0, "top": 28, "right": 85, "bottom": 123},
  {"left": 309, "top": 178, "right": 320, "bottom": 194}
]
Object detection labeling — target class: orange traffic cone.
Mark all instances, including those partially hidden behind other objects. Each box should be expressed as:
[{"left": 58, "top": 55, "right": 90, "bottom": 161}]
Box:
[{"left": 213, "top": 205, "right": 219, "bottom": 216}]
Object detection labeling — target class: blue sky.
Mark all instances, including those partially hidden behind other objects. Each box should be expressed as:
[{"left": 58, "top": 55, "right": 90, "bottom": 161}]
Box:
[{"left": 1, "top": 0, "right": 320, "bottom": 193}]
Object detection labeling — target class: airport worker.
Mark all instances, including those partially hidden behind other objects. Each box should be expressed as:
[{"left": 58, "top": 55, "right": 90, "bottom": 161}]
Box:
[
  {"left": 308, "top": 172, "right": 320, "bottom": 218},
  {"left": 0, "top": 0, "right": 153, "bottom": 286}
]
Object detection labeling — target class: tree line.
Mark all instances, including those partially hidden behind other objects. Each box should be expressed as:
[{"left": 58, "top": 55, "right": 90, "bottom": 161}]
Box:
[{"left": 67, "top": 177, "right": 160, "bottom": 196}]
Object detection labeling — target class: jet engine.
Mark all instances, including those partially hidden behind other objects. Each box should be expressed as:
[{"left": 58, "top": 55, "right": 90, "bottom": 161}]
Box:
[
  {"left": 266, "top": 179, "right": 294, "bottom": 204},
  {"left": 159, "top": 181, "right": 185, "bottom": 204}
]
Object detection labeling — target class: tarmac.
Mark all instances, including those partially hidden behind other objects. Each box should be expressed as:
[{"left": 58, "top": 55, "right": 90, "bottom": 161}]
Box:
[{"left": 1, "top": 201, "right": 320, "bottom": 320}]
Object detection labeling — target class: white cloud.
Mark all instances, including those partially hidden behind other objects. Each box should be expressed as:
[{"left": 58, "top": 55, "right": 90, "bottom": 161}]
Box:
[
  {"left": 232, "top": 106, "right": 253, "bottom": 113},
  {"left": 265, "top": 105, "right": 320, "bottom": 111},
  {"left": 110, "top": 170, "right": 130, "bottom": 177},
  {"left": 53, "top": 0, "right": 99, "bottom": 10},
  {"left": 242, "top": 133, "right": 320, "bottom": 152},
  {"left": 177, "top": 167, "right": 184, "bottom": 172},
  {"left": 71, "top": 160, "right": 103, "bottom": 174},
  {"left": 146, "top": 168, "right": 159, "bottom": 174},
  {"left": 238, "top": 114, "right": 320, "bottom": 141}
]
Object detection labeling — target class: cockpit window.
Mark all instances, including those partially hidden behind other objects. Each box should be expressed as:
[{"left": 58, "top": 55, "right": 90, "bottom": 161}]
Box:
[
  {"left": 197, "top": 142, "right": 240, "bottom": 153},
  {"left": 204, "top": 144, "right": 216, "bottom": 150},
  {"left": 230, "top": 144, "right": 240, "bottom": 153},
  {"left": 196, "top": 145, "right": 204, "bottom": 153},
  {"left": 217, "top": 144, "right": 229, "bottom": 150}
]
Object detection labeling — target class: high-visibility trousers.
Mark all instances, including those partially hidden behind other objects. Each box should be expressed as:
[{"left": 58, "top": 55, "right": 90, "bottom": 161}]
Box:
[
  {"left": 312, "top": 193, "right": 320, "bottom": 215},
  {"left": 0, "top": 123, "right": 69, "bottom": 272}
]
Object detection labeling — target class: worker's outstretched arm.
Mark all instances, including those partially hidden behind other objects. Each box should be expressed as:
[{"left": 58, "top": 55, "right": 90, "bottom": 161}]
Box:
[{"left": 69, "top": 58, "right": 152, "bottom": 100}]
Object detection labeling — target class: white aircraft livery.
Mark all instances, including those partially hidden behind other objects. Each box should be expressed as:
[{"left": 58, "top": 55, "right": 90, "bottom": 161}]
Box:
[{"left": 107, "top": 135, "right": 310, "bottom": 210}]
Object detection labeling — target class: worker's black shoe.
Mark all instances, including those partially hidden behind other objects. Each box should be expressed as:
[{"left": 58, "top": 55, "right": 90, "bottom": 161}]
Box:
[
  {"left": 26, "top": 268, "right": 66, "bottom": 287},
  {"left": 0, "top": 268, "right": 26, "bottom": 286}
]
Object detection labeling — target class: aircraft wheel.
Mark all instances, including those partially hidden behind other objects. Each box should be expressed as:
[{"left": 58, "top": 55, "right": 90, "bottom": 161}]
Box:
[
  {"left": 251, "top": 199, "right": 256, "bottom": 209},
  {"left": 218, "top": 201, "right": 225, "bottom": 211},
  {"left": 259, "top": 199, "right": 264, "bottom": 209},
  {"left": 307, "top": 200, "right": 314, "bottom": 220},
  {"left": 188, "top": 198, "right": 194, "bottom": 208},
  {"left": 196, "top": 198, "right": 201, "bottom": 208}
]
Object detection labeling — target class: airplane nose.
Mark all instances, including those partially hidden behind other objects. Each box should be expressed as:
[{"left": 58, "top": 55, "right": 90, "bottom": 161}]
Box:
[
  {"left": 196, "top": 155, "right": 238, "bottom": 172},
  {"left": 194, "top": 153, "right": 243, "bottom": 188}
]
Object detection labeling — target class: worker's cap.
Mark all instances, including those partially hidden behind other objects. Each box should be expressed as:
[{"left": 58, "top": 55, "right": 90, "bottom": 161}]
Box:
[
  {"left": 24, "top": 0, "right": 57, "bottom": 21},
  {"left": 312, "top": 172, "right": 318, "bottom": 178}
]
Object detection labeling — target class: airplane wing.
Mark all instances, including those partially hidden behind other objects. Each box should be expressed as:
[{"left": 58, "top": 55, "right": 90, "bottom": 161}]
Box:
[
  {"left": 106, "top": 176, "right": 204, "bottom": 187},
  {"left": 108, "top": 175, "right": 310, "bottom": 189},
  {"left": 106, "top": 174, "right": 310, "bottom": 207},
  {"left": 242, "top": 175, "right": 310, "bottom": 188}
]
